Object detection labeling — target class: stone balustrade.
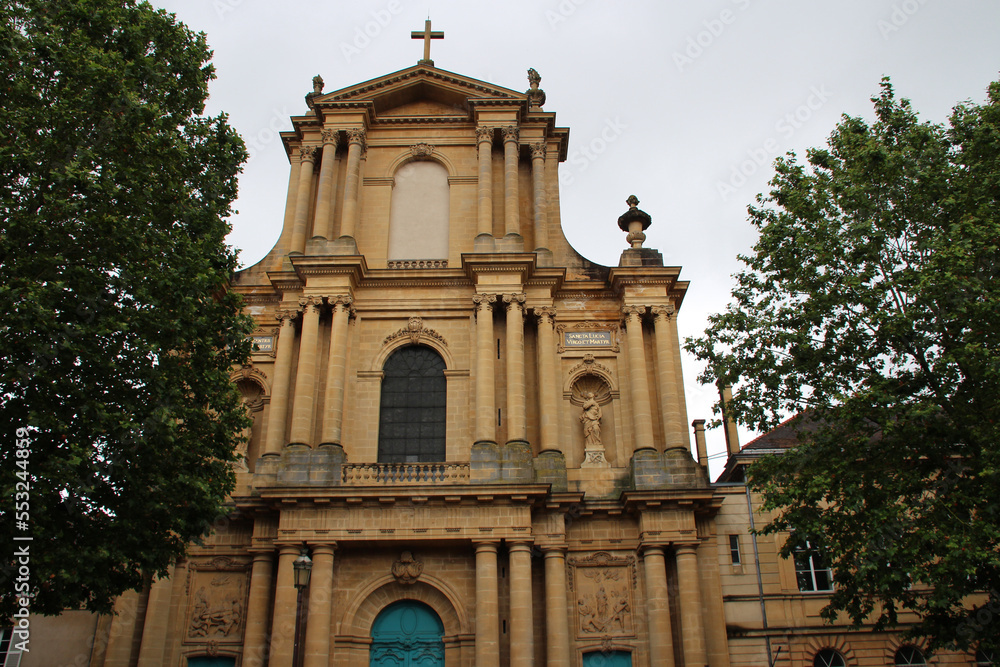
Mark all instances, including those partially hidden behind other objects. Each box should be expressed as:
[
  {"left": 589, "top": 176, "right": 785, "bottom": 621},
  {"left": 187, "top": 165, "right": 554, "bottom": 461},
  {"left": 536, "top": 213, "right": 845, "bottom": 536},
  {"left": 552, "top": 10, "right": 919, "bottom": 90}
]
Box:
[{"left": 342, "top": 462, "right": 470, "bottom": 485}]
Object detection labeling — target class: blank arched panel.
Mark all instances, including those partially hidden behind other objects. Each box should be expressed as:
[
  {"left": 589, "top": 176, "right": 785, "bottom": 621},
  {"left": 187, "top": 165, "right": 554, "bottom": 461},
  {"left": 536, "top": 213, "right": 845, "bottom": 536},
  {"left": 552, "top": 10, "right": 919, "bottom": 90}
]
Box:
[{"left": 387, "top": 160, "right": 449, "bottom": 261}]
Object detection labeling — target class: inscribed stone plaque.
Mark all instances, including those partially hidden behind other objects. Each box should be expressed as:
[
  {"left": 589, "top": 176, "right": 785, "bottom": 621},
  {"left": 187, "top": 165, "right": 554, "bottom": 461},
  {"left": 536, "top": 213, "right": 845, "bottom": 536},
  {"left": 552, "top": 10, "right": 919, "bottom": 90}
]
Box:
[
  {"left": 563, "top": 330, "right": 613, "bottom": 348},
  {"left": 250, "top": 335, "right": 274, "bottom": 353}
]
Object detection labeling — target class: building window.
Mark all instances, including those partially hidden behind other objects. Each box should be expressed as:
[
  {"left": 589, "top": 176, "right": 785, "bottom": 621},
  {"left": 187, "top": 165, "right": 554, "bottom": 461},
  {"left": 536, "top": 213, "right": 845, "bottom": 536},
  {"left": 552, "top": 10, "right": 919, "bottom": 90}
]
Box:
[
  {"left": 977, "top": 649, "right": 996, "bottom": 667},
  {"left": 794, "top": 540, "right": 833, "bottom": 592},
  {"left": 0, "top": 627, "right": 24, "bottom": 667},
  {"left": 813, "top": 649, "right": 846, "bottom": 667},
  {"left": 894, "top": 646, "right": 926, "bottom": 667},
  {"left": 729, "top": 535, "right": 742, "bottom": 564},
  {"left": 377, "top": 345, "right": 446, "bottom": 463}
]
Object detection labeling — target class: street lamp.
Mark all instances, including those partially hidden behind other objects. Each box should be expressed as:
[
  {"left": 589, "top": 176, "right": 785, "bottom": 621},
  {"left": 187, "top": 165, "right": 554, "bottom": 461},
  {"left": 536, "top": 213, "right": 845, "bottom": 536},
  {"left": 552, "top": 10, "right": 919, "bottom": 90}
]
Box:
[{"left": 291, "top": 546, "right": 312, "bottom": 667}]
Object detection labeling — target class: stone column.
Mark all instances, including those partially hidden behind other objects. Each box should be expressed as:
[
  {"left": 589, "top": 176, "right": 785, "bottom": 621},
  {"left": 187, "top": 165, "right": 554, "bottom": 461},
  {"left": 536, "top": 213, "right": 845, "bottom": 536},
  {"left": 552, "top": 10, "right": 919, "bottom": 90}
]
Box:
[
  {"left": 263, "top": 309, "right": 298, "bottom": 456},
  {"left": 529, "top": 142, "right": 548, "bottom": 250},
  {"left": 476, "top": 126, "right": 494, "bottom": 240},
  {"left": 675, "top": 544, "right": 708, "bottom": 667},
  {"left": 473, "top": 294, "right": 497, "bottom": 444},
  {"left": 623, "top": 306, "right": 655, "bottom": 450},
  {"left": 652, "top": 305, "right": 685, "bottom": 449},
  {"left": 290, "top": 145, "right": 318, "bottom": 254},
  {"left": 509, "top": 543, "right": 535, "bottom": 667},
  {"left": 535, "top": 307, "right": 558, "bottom": 451},
  {"left": 668, "top": 311, "right": 692, "bottom": 448},
  {"left": 268, "top": 545, "right": 300, "bottom": 666},
  {"left": 136, "top": 569, "right": 173, "bottom": 665},
  {"left": 313, "top": 129, "right": 340, "bottom": 240},
  {"left": 502, "top": 125, "right": 520, "bottom": 238},
  {"left": 320, "top": 296, "right": 352, "bottom": 446},
  {"left": 504, "top": 293, "right": 527, "bottom": 443},
  {"left": 475, "top": 542, "right": 500, "bottom": 667},
  {"left": 243, "top": 551, "right": 275, "bottom": 667},
  {"left": 543, "top": 548, "right": 571, "bottom": 667},
  {"left": 303, "top": 544, "right": 337, "bottom": 667},
  {"left": 339, "top": 127, "right": 366, "bottom": 239},
  {"left": 288, "top": 295, "right": 323, "bottom": 447},
  {"left": 643, "top": 546, "right": 675, "bottom": 667}
]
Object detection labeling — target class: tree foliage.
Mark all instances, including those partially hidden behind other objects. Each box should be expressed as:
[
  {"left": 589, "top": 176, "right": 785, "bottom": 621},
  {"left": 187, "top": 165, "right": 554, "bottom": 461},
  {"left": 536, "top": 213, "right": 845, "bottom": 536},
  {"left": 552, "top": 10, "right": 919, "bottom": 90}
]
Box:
[
  {"left": 0, "top": 0, "right": 253, "bottom": 616},
  {"left": 687, "top": 78, "right": 1000, "bottom": 650}
]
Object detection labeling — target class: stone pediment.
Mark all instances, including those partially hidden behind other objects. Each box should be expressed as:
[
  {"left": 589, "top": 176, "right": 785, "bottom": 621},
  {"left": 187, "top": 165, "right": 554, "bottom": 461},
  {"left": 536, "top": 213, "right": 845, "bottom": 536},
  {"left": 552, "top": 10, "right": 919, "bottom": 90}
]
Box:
[{"left": 316, "top": 65, "right": 525, "bottom": 118}]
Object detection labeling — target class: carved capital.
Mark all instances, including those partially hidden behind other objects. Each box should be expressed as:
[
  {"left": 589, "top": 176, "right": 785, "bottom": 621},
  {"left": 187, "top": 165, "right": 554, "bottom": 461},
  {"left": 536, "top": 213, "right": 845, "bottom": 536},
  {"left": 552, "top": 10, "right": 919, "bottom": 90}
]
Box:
[
  {"left": 621, "top": 305, "right": 645, "bottom": 323},
  {"left": 473, "top": 293, "right": 496, "bottom": 308},
  {"left": 298, "top": 295, "right": 323, "bottom": 309},
  {"left": 328, "top": 294, "right": 353, "bottom": 309},
  {"left": 275, "top": 308, "right": 298, "bottom": 322},
  {"left": 298, "top": 145, "right": 319, "bottom": 163},
  {"left": 476, "top": 126, "right": 494, "bottom": 144},
  {"left": 501, "top": 125, "right": 519, "bottom": 144},
  {"left": 535, "top": 306, "right": 557, "bottom": 325},
  {"left": 650, "top": 304, "right": 676, "bottom": 319},
  {"left": 529, "top": 142, "right": 547, "bottom": 160},
  {"left": 321, "top": 129, "right": 339, "bottom": 147},
  {"left": 502, "top": 293, "right": 526, "bottom": 313},
  {"left": 346, "top": 127, "right": 367, "bottom": 147}
]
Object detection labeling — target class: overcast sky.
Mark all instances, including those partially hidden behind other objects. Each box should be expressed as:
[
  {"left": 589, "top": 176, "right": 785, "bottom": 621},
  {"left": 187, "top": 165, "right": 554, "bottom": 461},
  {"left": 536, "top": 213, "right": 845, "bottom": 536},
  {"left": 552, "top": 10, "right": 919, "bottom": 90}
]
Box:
[{"left": 153, "top": 0, "right": 1000, "bottom": 478}]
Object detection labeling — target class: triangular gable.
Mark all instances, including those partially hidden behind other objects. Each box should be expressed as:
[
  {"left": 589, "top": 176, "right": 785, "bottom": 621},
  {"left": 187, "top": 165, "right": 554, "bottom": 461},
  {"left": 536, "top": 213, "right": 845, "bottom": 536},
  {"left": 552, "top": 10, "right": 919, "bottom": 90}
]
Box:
[{"left": 316, "top": 65, "right": 525, "bottom": 117}]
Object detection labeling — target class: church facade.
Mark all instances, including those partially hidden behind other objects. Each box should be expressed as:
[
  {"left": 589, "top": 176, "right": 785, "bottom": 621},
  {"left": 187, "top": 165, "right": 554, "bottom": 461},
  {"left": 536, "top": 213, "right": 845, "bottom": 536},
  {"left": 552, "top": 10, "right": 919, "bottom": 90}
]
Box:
[{"left": 19, "top": 42, "right": 989, "bottom": 667}]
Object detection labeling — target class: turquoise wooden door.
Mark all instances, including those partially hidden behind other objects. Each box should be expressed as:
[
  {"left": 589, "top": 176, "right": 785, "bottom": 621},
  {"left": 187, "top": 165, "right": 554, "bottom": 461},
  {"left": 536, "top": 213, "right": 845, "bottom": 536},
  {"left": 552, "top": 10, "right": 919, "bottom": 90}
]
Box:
[
  {"left": 370, "top": 600, "right": 445, "bottom": 667},
  {"left": 187, "top": 657, "right": 235, "bottom": 667},
  {"left": 582, "top": 650, "right": 632, "bottom": 667}
]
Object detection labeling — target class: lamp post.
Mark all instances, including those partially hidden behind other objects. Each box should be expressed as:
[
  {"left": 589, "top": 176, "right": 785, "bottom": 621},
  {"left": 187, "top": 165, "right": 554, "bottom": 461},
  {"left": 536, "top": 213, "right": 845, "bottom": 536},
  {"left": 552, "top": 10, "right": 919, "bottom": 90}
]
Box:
[{"left": 291, "top": 546, "right": 312, "bottom": 667}]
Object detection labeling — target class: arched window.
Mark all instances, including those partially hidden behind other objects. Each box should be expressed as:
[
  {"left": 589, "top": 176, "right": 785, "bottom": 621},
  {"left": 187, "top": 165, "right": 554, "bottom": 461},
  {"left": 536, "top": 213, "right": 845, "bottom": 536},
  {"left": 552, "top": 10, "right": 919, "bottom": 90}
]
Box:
[
  {"left": 387, "top": 160, "right": 449, "bottom": 261},
  {"left": 378, "top": 346, "right": 446, "bottom": 462},
  {"left": 894, "top": 646, "right": 926, "bottom": 667},
  {"left": 813, "top": 649, "right": 846, "bottom": 667}
]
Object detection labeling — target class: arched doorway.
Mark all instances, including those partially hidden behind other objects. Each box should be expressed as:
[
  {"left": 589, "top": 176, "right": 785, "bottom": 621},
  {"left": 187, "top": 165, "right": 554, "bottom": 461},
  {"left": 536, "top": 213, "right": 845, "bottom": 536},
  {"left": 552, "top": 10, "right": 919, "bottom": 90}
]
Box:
[
  {"left": 370, "top": 600, "right": 445, "bottom": 667},
  {"left": 582, "top": 650, "right": 632, "bottom": 667}
]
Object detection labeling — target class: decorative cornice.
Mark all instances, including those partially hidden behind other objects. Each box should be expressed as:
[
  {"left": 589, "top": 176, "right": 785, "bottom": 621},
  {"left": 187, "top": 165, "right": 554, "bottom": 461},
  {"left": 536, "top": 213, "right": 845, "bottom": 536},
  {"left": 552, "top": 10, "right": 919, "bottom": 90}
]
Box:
[
  {"left": 328, "top": 68, "right": 522, "bottom": 102},
  {"left": 387, "top": 259, "right": 448, "bottom": 269}
]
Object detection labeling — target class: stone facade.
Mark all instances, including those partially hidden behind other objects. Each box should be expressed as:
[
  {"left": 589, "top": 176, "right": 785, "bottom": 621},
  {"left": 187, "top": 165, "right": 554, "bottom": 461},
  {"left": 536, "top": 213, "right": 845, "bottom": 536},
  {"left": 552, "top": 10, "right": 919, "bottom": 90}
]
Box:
[{"left": 21, "top": 63, "right": 985, "bottom": 667}]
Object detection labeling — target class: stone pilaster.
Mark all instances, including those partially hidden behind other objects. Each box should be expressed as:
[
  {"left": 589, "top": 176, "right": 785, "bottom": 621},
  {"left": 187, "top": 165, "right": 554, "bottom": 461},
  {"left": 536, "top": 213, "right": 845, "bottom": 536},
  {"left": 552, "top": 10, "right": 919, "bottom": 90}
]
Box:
[
  {"left": 135, "top": 568, "right": 172, "bottom": 666},
  {"left": 339, "top": 127, "right": 366, "bottom": 239},
  {"left": 303, "top": 544, "right": 337, "bottom": 667},
  {"left": 623, "top": 306, "right": 655, "bottom": 451},
  {"left": 313, "top": 130, "right": 340, "bottom": 240},
  {"left": 290, "top": 145, "right": 318, "bottom": 254},
  {"left": 543, "top": 548, "right": 571, "bottom": 667},
  {"left": 652, "top": 305, "right": 685, "bottom": 449},
  {"left": 668, "top": 309, "right": 691, "bottom": 448},
  {"left": 475, "top": 542, "right": 500, "bottom": 667},
  {"left": 242, "top": 551, "right": 275, "bottom": 667},
  {"left": 268, "top": 545, "right": 300, "bottom": 667},
  {"left": 504, "top": 293, "right": 527, "bottom": 443},
  {"left": 643, "top": 546, "right": 675, "bottom": 667},
  {"left": 509, "top": 543, "right": 535, "bottom": 667},
  {"left": 320, "top": 296, "right": 352, "bottom": 446},
  {"left": 502, "top": 125, "right": 520, "bottom": 238},
  {"left": 288, "top": 295, "right": 323, "bottom": 447},
  {"left": 675, "top": 543, "right": 708, "bottom": 667},
  {"left": 474, "top": 294, "right": 497, "bottom": 444},
  {"left": 535, "top": 307, "right": 558, "bottom": 452},
  {"left": 530, "top": 142, "right": 548, "bottom": 250},
  {"left": 476, "top": 126, "right": 494, "bottom": 241},
  {"left": 263, "top": 309, "right": 298, "bottom": 456}
]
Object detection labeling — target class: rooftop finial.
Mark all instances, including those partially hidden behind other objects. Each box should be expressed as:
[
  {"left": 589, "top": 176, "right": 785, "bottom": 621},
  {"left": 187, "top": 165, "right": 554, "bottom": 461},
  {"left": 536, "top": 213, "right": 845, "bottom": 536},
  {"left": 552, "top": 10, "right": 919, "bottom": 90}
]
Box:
[
  {"left": 411, "top": 19, "right": 444, "bottom": 66},
  {"left": 617, "top": 195, "right": 652, "bottom": 249},
  {"left": 312, "top": 74, "right": 324, "bottom": 95},
  {"left": 526, "top": 68, "right": 546, "bottom": 108}
]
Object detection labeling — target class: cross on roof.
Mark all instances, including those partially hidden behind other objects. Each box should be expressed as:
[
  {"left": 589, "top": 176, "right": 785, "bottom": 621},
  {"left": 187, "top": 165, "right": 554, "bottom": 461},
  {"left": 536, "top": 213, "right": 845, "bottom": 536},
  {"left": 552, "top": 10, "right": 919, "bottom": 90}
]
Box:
[{"left": 411, "top": 19, "right": 443, "bottom": 66}]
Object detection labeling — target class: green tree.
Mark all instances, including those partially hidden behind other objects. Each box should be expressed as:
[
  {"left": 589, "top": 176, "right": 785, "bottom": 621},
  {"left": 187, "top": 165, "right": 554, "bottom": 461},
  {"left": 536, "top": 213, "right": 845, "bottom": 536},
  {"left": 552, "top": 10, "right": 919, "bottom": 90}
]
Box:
[
  {"left": 688, "top": 78, "right": 1000, "bottom": 650},
  {"left": 0, "top": 0, "right": 253, "bottom": 616}
]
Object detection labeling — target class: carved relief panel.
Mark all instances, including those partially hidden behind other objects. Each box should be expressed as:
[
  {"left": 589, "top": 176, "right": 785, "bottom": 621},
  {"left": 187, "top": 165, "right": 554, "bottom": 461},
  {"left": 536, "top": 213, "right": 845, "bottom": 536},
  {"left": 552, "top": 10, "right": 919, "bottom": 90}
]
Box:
[
  {"left": 184, "top": 557, "right": 250, "bottom": 645},
  {"left": 569, "top": 552, "right": 637, "bottom": 639}
]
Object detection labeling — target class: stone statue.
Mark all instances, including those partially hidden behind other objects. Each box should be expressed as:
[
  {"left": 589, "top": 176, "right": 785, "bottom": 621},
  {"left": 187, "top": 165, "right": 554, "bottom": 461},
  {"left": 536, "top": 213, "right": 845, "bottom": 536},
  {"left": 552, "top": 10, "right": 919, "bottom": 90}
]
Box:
[
  {"left": 525, "top": 68, "right": 546, "bottom": 108},
  {"left": 312, "top": 74, "right": 324, "bottom": 94},
  {"left": 580, "top": 391, "right": 602, "bottom": 448}
]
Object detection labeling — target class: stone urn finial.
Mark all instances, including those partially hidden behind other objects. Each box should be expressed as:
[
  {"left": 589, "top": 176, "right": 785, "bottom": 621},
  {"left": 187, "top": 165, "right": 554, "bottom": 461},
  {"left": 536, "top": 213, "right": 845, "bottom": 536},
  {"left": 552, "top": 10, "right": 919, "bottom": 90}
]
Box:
[
  {"left": 312, "top": 74, "right": 324, "bottom": 94},
  {"left": 617, "top": 195, "right": 652, "bottom": 248},
  {"left": 526, "top": 68, "right": 546, "bottom": 108}
]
